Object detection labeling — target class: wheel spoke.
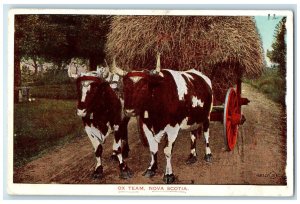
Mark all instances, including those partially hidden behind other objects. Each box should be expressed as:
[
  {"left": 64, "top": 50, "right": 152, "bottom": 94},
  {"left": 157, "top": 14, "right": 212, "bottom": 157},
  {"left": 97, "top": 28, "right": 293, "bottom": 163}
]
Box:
[
  {"left": 223, "top": 88, "right": 240, "bottom": 150},
  {"left": 224, "top": 88, "right": 240, "bottom": 151}
]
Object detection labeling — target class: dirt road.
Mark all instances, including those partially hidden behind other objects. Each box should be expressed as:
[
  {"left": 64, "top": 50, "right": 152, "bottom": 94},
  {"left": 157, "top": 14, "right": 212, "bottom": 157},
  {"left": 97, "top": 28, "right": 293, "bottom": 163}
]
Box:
[{"left": 13, "top": 84, "right": 287, "bottom": 185}]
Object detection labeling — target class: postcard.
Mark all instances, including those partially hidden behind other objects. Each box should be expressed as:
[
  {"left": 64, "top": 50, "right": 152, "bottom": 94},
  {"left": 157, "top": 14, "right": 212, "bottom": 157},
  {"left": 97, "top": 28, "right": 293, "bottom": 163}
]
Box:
[{"left": 7, "top": 9, "right": 294, "bottom": 196}]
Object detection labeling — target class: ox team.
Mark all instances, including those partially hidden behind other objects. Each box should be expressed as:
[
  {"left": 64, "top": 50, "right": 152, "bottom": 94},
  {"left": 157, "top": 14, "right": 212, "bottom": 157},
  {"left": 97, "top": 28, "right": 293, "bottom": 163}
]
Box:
[{"left": 69, "top": 53, "right": 213, "bottom": 184}]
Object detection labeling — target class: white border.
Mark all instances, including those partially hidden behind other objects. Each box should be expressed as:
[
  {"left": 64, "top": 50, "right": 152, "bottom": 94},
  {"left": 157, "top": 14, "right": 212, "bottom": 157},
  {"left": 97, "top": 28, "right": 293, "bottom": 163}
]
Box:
[
  {"left": 7, "top": 184, "right": 293, "bottom": 196},
  {"left": 7, "top": 9, "right": 294, "bottom": 197},
  {"left": 9, "top": 9, "right": 294, "bottom": 16}
]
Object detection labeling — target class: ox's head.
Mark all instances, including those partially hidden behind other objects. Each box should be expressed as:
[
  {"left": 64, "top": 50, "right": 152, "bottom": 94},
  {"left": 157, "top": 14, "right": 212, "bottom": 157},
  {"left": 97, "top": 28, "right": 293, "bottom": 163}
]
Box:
[
  {"left": 76, "top": 75, "right": 105, "bottom": 117},
  {"left": 123, "top": 71, "right": 163, "bottom": 117},
  {"left": 111, "top": 53, "right": 163, "bottom": 117},
  {"left": 68, "top": 64, "right": 107, "bottom": 117}
]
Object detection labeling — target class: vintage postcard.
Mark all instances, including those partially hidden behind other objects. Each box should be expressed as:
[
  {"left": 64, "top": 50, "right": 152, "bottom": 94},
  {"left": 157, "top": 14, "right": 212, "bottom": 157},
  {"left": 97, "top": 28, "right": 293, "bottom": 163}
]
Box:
[{"left": 7, "top": 9, "right": 294, "bottom": 196}]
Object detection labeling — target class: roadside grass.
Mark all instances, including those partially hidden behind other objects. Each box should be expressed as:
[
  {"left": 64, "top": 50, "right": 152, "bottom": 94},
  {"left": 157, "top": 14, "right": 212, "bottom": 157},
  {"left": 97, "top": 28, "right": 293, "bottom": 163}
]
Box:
[
  {"left": 13, "top": 98, "right": 85, "bottom": 167},
  {"left": 245, "top": 68, "right": 286, "bottom": 105}
]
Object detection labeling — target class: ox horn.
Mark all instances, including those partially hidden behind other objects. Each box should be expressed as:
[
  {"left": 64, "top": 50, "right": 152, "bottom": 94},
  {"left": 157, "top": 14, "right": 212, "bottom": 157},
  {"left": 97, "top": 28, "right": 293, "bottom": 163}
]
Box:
[
  {"left": 111, "top": 57, "right": 127, "bottom": 76},
  {"left": 156, "top": 52, "right": 161, "bottom": 73},
  {"left": 104, "top": 59, "right": 109, "bottom": 68}
]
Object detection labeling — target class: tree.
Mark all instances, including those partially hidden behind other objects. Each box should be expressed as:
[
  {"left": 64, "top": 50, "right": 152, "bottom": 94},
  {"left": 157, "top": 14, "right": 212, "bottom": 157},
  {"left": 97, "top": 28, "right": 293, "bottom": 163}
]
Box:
[
  {"left": 266, "top": 17, "right": 287, "bottom": 106},
  {"left": 14, "top": 14, "right": 112, "bottom": 102},
  {"left": 267, "top": 17, "right": 287, "bottom": 77},
  {"left": 72, "top": 15, "right": 111, "bottom": 70}
]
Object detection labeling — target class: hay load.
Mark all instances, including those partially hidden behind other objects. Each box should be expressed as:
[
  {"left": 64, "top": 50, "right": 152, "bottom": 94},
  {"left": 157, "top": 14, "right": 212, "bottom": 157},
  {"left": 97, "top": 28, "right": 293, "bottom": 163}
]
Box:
[{"left": 105, "top": 16, "right": 264, "bottom": 103}]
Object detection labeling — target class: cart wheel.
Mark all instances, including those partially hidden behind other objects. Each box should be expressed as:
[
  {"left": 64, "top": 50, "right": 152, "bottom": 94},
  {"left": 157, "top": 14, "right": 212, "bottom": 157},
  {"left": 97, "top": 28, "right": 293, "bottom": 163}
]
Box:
[
  {"left": 136, "top": 116, "right": 149, "bottom": 147},
  {"left": 223, "top": 88, "right": 241, "bottom": 151}
]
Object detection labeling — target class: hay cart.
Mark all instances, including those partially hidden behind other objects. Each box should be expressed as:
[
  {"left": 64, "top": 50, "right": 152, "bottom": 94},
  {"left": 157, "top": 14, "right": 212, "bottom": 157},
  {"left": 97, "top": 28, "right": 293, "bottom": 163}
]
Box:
[{"left": 210, "top": 79, "right": 250, "bottom": 150}]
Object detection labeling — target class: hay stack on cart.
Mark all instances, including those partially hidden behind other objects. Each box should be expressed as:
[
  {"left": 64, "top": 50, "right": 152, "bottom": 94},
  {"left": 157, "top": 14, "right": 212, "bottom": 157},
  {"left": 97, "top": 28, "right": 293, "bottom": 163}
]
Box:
[{"left": 105, "top": 16, "right": 264, "bottom": 104}]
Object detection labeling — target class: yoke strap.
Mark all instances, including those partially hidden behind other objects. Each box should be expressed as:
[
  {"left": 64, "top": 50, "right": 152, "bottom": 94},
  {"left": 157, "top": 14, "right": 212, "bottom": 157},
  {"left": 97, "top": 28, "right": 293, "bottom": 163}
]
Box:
[
  {"left": 77, "top": 76, "right": 104, "bottom": 84},
  {"left": 126, "top": 72, "right": 148, "bottom": 78}
]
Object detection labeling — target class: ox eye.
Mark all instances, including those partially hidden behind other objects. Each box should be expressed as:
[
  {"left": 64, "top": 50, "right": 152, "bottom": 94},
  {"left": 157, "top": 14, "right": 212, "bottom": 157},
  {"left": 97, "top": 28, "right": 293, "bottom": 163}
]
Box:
[{"left": 130, "top": 76, "right": 142, "bottom": 83}]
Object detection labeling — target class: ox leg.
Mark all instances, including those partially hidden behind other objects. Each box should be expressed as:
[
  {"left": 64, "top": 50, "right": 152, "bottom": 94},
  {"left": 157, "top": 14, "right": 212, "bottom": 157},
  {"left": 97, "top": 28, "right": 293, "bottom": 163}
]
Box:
[
  {"left": 85, "top": 125, "right": 104, "bottom": 179},
  {"left": 113, "top": 138, "right": 133, "bottom": 179},
  {"left": 120, "top": 117, "right": 130, "bottom": 158},
  {"left": 186, "top": 129, "right": 200, "bottom": 165},
  {"left": 94, "top": 144, "right": 104, "bottom": 178},
  {"left": 203, "top": 119, "right": 212, "bottom": 162},
  {"left": 142, "top": 124, "right": 158, "bottom": 178},
  {"left": 110, "top": 139, "right": 119, "bottom": 162},
  {"left": 111, "top": 117, "right": 130, "bottom": 161},
  {"left": 163, "top": 125, "right": 180, "bottom": 184}
]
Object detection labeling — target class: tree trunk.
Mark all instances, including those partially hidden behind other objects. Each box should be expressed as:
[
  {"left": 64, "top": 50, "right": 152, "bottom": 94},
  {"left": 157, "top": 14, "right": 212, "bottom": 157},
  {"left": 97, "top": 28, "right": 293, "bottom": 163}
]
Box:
[
  {"left": 33, "top": 57, "right": 38, "bottom": 75},
  {"left": 14, "top": 48, "right": 21, "bottom": 103},
  {"left": 40, "top": 63, "right": 43, "bottom": 74},
  {"left": 89, "top": 55, "right": 97, "bottom": 71}
]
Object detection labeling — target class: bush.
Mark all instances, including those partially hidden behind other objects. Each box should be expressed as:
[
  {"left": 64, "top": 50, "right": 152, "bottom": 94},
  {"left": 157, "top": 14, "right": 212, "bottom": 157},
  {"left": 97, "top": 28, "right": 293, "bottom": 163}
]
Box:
[
  {"left": 33, "top": 69, "right": 72, "bottom": 86},
  {"left": 246, "top": 68, "right": 286, "bottom": 105},
  {"left": 30, "top": 84, "right": 77, "bottom": 100}
]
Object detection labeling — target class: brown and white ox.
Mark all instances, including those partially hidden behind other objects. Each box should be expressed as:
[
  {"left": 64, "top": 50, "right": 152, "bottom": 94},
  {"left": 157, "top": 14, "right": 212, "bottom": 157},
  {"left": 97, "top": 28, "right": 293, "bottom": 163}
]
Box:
[
  {"left": 68, "top": 66, "right": 133, "bottom": 179},
  {"left": 111, "top": 54, "right": 213, "bottom": 183}
]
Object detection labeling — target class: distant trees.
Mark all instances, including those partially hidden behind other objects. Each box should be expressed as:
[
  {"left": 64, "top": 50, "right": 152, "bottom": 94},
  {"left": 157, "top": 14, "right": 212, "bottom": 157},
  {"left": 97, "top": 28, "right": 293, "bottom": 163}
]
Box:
[
  {"left": 14, "top": 14, "right": 112, "bottom": 102},
  {"left": 266, "top": 16, "right": 287, "bottom": 106},
  {"left": 267, "top": 17, "right": 287, "bottom": 78}
]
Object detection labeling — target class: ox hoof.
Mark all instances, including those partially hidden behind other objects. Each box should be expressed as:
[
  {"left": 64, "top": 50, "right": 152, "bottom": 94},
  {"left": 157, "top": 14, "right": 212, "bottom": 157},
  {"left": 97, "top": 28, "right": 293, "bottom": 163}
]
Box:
[
  {"left": 204, "top": 153, "right": 212, "bottom": 163},
  {"left": 119, "top": 165, "right": 133, "bottom": 179},
  {"left": 142, "top": 169, "right": 156, "bottom": 178},
  {"left": 110, "top": 154, "right": 119, "bottom": 162},
  {"left": 163, "top": 173, "right": 176, "bottom": 184},
  {"left": 93, "top": 166, "right": 104, "bottom": 179},
  {"left": 186, "top": 154, "right": 197, "bottom": 165}
]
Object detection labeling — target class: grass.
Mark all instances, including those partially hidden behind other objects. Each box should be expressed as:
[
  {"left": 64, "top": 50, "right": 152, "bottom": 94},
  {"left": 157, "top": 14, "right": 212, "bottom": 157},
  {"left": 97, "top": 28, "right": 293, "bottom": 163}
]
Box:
[
  {"left": 13, "top": 98, "right": 85, "bottom": 167},
  {"left": 245, "top": 68, "right": 286, "bottom": 105}
]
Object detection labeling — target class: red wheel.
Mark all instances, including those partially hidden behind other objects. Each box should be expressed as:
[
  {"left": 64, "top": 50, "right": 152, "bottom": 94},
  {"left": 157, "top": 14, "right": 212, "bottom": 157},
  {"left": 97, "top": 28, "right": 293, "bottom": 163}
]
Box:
[{"left": 223, "top": 88, "right": 241, "bottom": 151}]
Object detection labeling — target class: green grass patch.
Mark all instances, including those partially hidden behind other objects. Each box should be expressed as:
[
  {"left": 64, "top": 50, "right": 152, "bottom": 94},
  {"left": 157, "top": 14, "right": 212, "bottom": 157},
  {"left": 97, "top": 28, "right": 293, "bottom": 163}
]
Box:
[
  {"left": 13, "top": 99, "right": 85, "bottom": 167},
  {"left": 30, "top": 84, "right": 77, "bottom": 100},
  {"left": 245, "top": 68, "right": 286, "bottom": 105}
]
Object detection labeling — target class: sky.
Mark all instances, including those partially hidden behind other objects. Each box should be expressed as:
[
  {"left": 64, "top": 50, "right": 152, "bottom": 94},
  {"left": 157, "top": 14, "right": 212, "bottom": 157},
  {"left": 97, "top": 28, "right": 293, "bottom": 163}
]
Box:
[{"left": 254, "top": 15, "right": 283, "bottom": 66}]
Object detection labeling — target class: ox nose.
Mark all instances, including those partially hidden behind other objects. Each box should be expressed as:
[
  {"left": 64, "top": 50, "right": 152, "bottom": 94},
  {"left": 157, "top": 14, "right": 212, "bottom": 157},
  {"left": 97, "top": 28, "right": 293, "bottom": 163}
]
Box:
[
  {"left": 124, "top": 109, "right": 136, "bottom": 117},
  {"left": 77, "top": 109, "right": 87, "bottom": 117}
]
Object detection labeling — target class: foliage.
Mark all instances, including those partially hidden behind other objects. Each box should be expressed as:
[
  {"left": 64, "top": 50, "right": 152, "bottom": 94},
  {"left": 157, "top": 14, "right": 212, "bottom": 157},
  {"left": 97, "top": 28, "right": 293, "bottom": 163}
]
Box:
[
  {"left": 266, "top": 17, "right": 287, "bottom": 77},
  {"left": 15, "top": 15, "right": 112, "bottom": 70},
  {"left": 34, "top": 69, "right": 71, "bottom": 85},
  {"left": 14, "top": 14, "right": 112, "bottom": 103},
  {"left": 30, "top": 84, "right": 77, "bottom": 100},
  {"left": 14, "top": 99, "right": 84, "bottom": 167},
  {"left": 246, "top": 68, "right": 285, "bottom": 105},
  {"left": 264, "top": 16, "right": 287, "bottom": 106}
]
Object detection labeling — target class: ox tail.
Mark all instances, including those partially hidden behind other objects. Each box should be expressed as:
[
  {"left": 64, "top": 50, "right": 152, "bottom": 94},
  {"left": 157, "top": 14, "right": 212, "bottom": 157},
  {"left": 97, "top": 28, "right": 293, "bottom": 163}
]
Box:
[
  {"left": 136, "top": 116, "right": 149, "bottom": 147},
  {"left": 208, "top": 94, "right": 214, "bottom": 121},
  {"left": 210, "top": 95, "right": 214, "bottom": 113}
]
